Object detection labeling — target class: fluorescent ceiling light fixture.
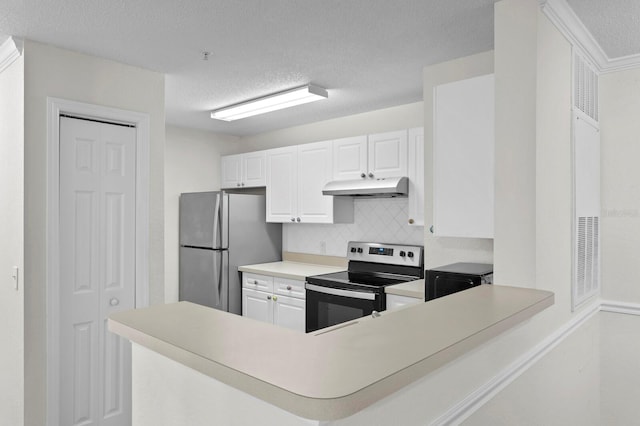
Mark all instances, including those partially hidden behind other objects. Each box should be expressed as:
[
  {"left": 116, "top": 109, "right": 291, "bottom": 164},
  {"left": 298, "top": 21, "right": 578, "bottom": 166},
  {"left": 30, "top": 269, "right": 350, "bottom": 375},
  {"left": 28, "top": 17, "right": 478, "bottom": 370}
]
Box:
[{"left": 210, "top": 84, "right": 328, "bottom": 121}]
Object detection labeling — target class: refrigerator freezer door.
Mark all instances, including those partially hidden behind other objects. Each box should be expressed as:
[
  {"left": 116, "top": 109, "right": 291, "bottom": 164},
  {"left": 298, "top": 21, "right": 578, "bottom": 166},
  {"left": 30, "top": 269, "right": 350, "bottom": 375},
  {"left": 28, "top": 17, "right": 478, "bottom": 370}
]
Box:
[
  {"left": 179, "top": 192, "right": 223, "bottom": 249},
  {"left": 179, "top": 246, "right": 227, "bottom": 311}
]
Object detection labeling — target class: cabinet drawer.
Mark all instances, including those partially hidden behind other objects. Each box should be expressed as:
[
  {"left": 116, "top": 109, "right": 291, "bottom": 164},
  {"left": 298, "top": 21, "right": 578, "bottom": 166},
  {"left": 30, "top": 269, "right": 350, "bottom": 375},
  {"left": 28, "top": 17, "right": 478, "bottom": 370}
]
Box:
[
  {"left": 242, "top": 273, "right": 273, "bottom": 292},
  {"left": 273, "top": 277, "right": 305, "bottom": 299}
]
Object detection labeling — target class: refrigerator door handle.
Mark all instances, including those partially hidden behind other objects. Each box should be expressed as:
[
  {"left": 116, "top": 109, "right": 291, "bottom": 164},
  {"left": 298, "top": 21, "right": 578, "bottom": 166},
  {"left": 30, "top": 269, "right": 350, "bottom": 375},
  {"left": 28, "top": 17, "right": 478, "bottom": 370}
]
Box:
[
  {"left": 221, "top": 192, "right": 229, "bottom": 249},
  {"left": 212, "top": 193, "right": 221, "bottom": 248}
]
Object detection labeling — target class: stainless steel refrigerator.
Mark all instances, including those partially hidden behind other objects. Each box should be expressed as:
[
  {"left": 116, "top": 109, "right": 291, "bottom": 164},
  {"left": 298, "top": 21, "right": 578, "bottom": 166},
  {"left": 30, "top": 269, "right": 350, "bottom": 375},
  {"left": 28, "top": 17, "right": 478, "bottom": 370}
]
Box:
[{"left": 179, "top": 191, "right": 282, "bottom": 314}]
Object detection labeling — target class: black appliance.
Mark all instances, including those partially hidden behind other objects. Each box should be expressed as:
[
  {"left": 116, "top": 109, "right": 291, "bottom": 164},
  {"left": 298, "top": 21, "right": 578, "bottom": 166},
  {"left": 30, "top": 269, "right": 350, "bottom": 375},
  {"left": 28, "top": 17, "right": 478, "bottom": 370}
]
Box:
[
  {"left": 425, "top": 263, "right": 493, "bottom": 301},
  {"left": 305, "top": 242, "right": 424, "bottom": 333}
]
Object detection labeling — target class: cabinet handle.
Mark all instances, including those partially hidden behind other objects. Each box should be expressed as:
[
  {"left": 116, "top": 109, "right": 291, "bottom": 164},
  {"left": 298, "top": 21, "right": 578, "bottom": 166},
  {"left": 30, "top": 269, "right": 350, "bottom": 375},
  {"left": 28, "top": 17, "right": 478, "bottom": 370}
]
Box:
[
  {"left": 273, "top": 296, "right": 278, "bottom": 301},
  {"left": 296, "top": 217, "right": 301, "bottom": 222},
  {"left": 267, "top": 295, "right": 272, "bottom": 300},
  {"left": 360, "top": 172, "right": 366, "bottom": 179},
  {"left": 408, "top": 218, "right": 414, "bottom": 224},
  {"left": 236, "top": 183, "right": 241, "bottom": 187},
  {"left": 253, "top": 280, "right": 258, "bottom": 285},
  {"left": 241, "top": 182, "right": 245, "bottom": 186},
  {"left": 286, "top": 285, "right": 292, "bottom": 290},
  {"left": 290, "top": 218, "right": 295, "bottom": 222},
  {"left": 368, "top": 172, "right": 374, "bottom": 178}
]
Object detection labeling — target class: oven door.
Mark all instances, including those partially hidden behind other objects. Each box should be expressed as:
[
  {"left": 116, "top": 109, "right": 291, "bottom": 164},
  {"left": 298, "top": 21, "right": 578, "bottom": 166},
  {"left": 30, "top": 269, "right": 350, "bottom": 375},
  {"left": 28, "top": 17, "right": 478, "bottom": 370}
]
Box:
[{"left": 305, "top": 283, "right": 383, "bottom": 333}]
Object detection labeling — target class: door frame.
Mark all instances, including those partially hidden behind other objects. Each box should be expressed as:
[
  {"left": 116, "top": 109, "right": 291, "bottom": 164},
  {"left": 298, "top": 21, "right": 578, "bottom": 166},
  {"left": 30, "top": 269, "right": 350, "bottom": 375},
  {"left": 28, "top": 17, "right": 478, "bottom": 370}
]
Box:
[{"left": 45, "top": 97, "right": 150, "bottom": 426}]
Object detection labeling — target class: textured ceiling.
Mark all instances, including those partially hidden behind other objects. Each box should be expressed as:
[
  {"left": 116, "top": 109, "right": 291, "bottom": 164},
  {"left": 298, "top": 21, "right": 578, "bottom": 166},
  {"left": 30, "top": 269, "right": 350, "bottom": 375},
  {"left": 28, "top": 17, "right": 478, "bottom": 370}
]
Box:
[
  {"left": 0, "top": 1, "right": 637, "bottom": 136},
  {"left": 567, "top": 0, "right": 640, "bottom": 59}
]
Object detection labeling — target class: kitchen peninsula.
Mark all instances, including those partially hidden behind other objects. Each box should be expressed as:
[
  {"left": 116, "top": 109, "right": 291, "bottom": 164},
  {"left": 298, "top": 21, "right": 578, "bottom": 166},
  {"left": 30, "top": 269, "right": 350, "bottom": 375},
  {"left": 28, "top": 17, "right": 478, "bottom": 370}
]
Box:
[{"left": 109, "top": 284, "right": 553, "bottom": 425}]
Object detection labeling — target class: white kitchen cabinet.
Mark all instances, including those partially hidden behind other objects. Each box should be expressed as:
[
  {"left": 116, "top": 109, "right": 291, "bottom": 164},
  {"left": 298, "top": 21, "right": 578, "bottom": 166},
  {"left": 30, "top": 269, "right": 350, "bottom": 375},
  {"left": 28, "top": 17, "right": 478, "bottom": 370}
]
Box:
[
  {"left": 220, "top": 151, "right": 266, "bottom": 189},
  {"left": 273, "top": 295, "right": 305, "bottom": 333},
  {"left": 331, "top": 131, "right": 408, "bottom": 181},
  {"left": 242, "top": 273, "right": 306, "bottom": 332},
  {"left": 433, "top": 74, "right": 495, "bottom": 238},
  {"left": 386, "top": 294, "right": 422, "bottom": 310},
  {"left": 367, "top": 130, "right": 408, "bottom": 179},
  {"left": 332, "top": 135, "right": 368, "bottom": 180},
  {"left": 407, "top": 127, "right": 425, "bottom": 226},
  {"left": 242, "top": 287, "right": 273, "bottom": 323},
  {"left": 266, "top": 142, "right": 353, "bottom": 224}
]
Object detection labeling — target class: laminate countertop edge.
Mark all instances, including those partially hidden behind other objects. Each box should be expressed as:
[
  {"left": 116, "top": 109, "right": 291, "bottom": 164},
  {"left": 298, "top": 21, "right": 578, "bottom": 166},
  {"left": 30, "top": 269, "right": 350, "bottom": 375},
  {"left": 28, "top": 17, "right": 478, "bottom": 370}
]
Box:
[{"left": 108, "top": 285, "right": 554, "bottom": 421}]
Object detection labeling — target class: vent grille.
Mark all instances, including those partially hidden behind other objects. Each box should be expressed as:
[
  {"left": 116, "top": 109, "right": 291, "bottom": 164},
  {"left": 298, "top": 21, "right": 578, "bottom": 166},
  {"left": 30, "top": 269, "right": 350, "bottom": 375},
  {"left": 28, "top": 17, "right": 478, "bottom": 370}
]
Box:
[
  {"left": 574, "top": 216, "right": 599, "bottom": 306},
  {"left": 573, "top": 52, "right": 599, "bottom": 122}
]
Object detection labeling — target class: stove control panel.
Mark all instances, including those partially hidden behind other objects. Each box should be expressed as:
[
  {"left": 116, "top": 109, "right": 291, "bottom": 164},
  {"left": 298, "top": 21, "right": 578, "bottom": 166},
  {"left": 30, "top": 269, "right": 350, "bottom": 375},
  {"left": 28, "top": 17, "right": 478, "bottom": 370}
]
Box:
[{"left": 346, "top": 242, "right": 424, "bottom": 268}]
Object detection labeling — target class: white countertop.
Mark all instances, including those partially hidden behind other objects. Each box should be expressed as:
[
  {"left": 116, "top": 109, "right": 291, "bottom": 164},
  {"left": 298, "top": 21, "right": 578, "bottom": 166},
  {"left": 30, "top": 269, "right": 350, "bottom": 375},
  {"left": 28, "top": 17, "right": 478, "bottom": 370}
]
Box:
[
  {"left": 109, "top": 285, "right": 554, "bottom": 421},
  {"left": 385, "top": 279, "right": 424, "bottom": 298},
  {"left": 238, "top": 261, "right": 345, "bottom": 281}
]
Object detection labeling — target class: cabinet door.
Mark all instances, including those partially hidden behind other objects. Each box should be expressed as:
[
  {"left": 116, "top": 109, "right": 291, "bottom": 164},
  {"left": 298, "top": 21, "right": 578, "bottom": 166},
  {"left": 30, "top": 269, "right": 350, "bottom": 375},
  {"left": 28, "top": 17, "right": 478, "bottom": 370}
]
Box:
[
  {"left": 242, "top": 288, "right": 273, "bottom": 324},
  {"left": 242, "top": 151, "right": 266, "bottom": 187},
  {"left": 332, "top": 135, "right": 368, "bottom": 180},
  {"left": 273, "top": 294, "right": 305, "bottom": 333},
  {"left": 433, "top": 74, "right": 494, "bottom": 238},
  {"left": 367, "top": 130, "right": 408, "bottom": 179},
  {"left": 297, "top": 141, "right": 334, "bottom": 223},
  {"left": 407, "top": 128, "right": 425, "bottom": 226},
  {"left": 266, "top": 146, "right": 298, "bottom": 223},
  {"left": 220, "top": 154, "right": 242, "bottom": 189}
]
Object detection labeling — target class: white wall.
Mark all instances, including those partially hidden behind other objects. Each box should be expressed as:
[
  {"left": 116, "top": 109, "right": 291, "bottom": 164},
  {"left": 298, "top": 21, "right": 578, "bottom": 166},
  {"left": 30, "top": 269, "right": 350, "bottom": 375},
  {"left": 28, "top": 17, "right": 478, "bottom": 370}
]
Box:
[
  {"left": 423, "top": 51, "right": 495, "bottom": 269},
  {"left": 600, "top": 67, "right": 640, "bottom": 304},
  {"left": 0, "top": 52, "right": 24, "bottom": 426},
  {"left": 164, "top": 125, "right": 239, "bottom": 302},
  {"left": 493, "top": 0, "right": 538, "bottom": 287},
  {"left": 23, "top": 40, "right": 165, "bottom": 426},
  {"left": 238, "top": 101, "right": 423, "bottom": 151}
]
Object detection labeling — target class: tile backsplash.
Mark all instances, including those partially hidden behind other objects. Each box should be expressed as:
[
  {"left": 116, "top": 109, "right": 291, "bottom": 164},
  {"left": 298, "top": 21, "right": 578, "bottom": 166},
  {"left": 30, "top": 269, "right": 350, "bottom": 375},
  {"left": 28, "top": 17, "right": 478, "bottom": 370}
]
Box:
[{"left": 283, "top": 198, "right": 424, "bottom": 257}]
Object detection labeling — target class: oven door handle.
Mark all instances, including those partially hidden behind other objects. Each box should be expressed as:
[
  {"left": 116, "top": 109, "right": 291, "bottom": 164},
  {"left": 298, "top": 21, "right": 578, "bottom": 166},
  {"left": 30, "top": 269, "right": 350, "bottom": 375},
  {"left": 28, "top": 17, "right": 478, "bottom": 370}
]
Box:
[{"left": 305, "top": 283, "right": 376, "bottom": 300}]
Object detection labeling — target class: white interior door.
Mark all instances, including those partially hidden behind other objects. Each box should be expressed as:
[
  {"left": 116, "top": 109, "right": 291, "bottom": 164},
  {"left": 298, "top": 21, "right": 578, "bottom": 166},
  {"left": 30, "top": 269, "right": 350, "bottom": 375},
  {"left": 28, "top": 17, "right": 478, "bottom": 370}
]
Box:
[{"left": 59, "top": 116, "right": 136, "bottom": 426}]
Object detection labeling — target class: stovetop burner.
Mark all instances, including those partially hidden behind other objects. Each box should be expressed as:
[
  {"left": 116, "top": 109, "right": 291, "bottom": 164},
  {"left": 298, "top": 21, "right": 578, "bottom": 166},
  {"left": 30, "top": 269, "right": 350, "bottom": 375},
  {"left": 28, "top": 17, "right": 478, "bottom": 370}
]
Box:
[
  {"left": 306, "top": 242, "right": 425, "bottom": 292},
  {"left": 306, "top": 271, "right": 416, "bottom": 290}
]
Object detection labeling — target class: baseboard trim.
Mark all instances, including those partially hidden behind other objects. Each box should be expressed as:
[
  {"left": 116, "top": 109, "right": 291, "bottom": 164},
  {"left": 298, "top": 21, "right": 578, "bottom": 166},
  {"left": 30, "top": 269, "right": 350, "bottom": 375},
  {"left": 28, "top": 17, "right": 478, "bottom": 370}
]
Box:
[
  {"left": 600, "top": 300, "right": 640, "bottom": 316},
  {"left": 432, "top": 299, "right": 602, "bottom": 425}
]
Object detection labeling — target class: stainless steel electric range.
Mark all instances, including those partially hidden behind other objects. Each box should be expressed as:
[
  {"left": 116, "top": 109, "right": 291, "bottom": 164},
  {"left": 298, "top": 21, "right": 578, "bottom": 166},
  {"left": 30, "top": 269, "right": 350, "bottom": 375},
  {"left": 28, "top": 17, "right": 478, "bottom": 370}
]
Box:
[{"left": 305, "top": 241, "right": 424, "bottom": 333}]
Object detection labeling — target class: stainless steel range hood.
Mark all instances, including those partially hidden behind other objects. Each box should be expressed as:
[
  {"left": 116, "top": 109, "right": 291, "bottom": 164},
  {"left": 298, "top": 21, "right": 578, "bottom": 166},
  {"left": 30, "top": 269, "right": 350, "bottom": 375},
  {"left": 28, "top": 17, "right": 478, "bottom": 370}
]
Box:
[{"left": 322, "top": 176, "right": 408, "bottom": 197}]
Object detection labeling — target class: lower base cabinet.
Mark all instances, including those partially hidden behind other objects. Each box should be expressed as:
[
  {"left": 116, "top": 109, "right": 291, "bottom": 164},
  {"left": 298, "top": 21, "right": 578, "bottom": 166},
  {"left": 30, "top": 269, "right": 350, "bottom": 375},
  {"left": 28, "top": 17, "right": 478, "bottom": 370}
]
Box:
[{"left": 242, "top": 273, "right": 305, "bottom": 332}]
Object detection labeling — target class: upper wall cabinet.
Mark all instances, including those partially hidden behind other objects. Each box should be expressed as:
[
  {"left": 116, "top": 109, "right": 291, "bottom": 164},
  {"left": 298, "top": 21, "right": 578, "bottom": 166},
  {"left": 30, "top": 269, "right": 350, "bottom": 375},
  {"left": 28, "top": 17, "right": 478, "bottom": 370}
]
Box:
[
  {"left": 220, "top": 151, "right": 266, "bottom": 189},
  {"left": 332, "top": 131, "right": 408, "bottom": 181},
  {"left": 433, "top": 74, "right": 495, "bottom": 238},
  {"left": 332, "top": 135, "right": 368, "bottom": 180},
  {"left": 407, "top": 127, "right": 425, "bottom": 226},
  {"left": 266, "top": 142, "right": 354, "bottom": 224},
  {"left": 368, "top": 130, "right": 408, "bottom": 179}
]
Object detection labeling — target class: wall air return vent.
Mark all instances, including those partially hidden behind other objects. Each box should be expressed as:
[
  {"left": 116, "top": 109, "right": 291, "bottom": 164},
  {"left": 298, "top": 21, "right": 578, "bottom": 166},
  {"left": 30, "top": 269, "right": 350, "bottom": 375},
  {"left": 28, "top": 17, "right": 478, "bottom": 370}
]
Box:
[
  {"left": 573, "top": 50, "right": 599, "bottom": 122},
  {"left": 572, "top": 107, "right": 600, "bottom": 310}
]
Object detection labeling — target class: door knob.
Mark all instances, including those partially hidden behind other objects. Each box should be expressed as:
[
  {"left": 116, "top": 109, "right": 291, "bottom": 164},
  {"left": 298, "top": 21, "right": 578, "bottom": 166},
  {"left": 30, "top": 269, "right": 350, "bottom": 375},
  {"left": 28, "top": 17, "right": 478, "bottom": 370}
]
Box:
[{"left": 110, "top": 298, "right": 119, "bottom": 306}]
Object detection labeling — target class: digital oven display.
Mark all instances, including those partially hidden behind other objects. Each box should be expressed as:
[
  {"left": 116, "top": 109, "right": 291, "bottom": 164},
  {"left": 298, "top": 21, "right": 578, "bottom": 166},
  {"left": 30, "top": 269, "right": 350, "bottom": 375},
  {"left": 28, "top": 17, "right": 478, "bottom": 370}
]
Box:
[{"left": 369, "top": 247, "right": 394, "bottom": 256}]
